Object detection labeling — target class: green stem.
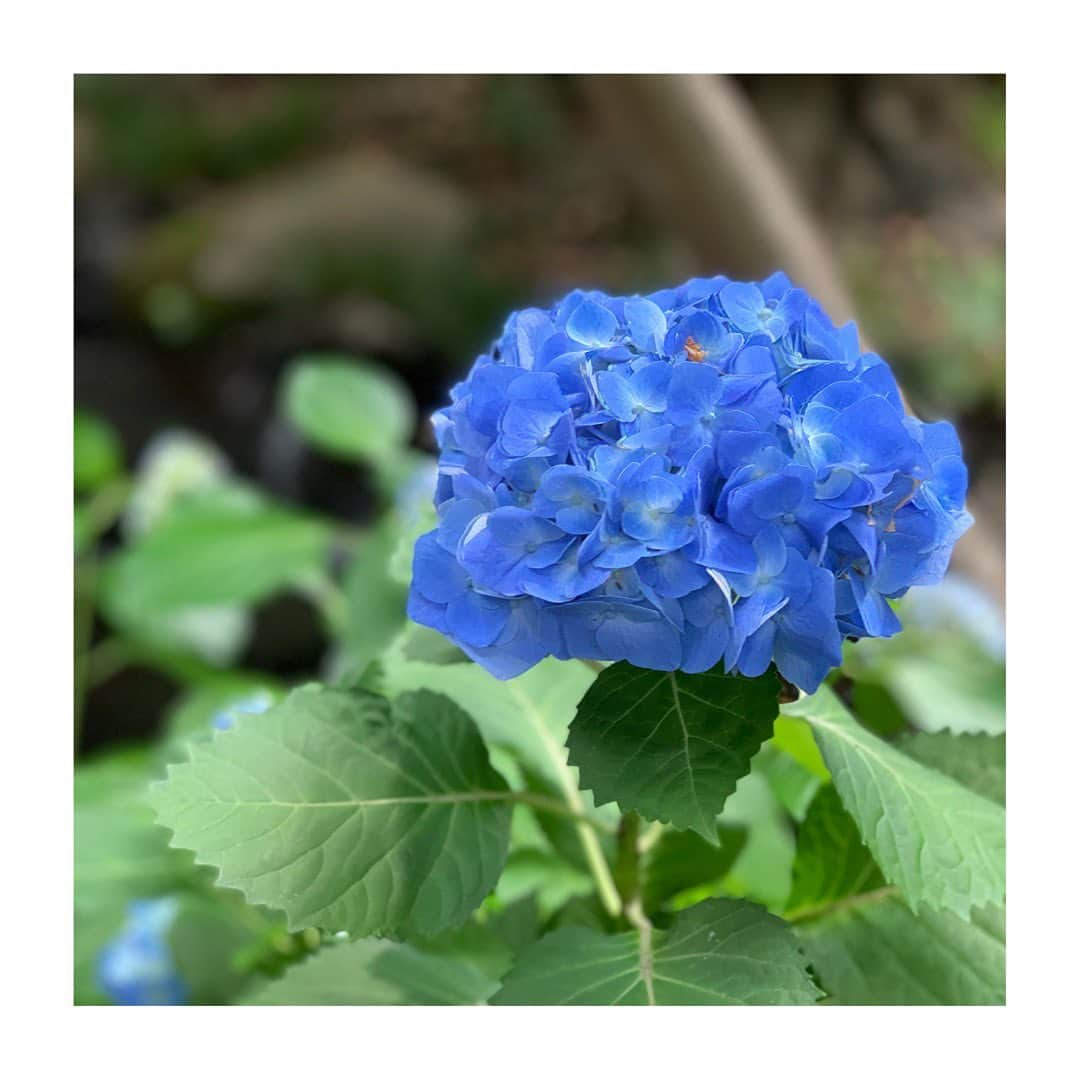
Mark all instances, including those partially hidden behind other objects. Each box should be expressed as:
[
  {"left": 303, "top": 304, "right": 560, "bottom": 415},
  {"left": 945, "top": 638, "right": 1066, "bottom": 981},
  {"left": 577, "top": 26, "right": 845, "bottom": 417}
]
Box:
[
  {"left": 579, "top": 823, "right": 622, "bottom": 920},
  {"left": 615, "top": 812, "right": 656, "bottom": 1004},
  {"left": 786, "top": 884, "right": 898, "bottom": 925},
  {"left": 509, "top": 791, "right": 615, "bottom": 833}
]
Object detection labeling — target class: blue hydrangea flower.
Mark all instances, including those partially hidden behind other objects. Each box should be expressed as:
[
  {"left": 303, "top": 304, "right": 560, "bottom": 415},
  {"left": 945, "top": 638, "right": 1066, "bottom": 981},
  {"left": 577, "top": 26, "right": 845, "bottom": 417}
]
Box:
[
  {"left": 409, "top": 273, "right": 972, "bottom": 691},
  {"left": 96, "top": 897, "right": 187, "bottom": 1006}
]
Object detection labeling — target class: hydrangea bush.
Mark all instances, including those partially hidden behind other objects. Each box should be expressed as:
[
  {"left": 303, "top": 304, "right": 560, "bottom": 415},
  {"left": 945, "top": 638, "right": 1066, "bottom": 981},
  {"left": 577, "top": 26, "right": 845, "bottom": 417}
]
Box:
[
  {"left": 76, "top": 284, "right": 1002, "bottom": 1008},
  {"left": 409, "top": 273, "right": 971, "bottom": 692}
]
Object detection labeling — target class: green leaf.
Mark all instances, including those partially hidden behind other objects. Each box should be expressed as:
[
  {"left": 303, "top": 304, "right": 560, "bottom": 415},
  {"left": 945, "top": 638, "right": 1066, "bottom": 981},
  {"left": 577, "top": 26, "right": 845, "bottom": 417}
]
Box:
[
  {"left": 786, "top": 783, "right": 1004, "bottom": 1004},
  {"left": 282, "top": 356, "right": 415, "bottom": 465},
  {"left": 74, "top": 751, "right": 200, "bottom": 1004},
  {"left": 169, "top": 894, "right": 278, "bottom": 1005},
  {"left": 568, "top": 665, "right": 779, "bottom": 840},
  {"left": 785, "top": 687, "right": 1005, "bottom": 919},
  {"left": 772, "top": 714, "right": 830, "bottom": 779},
  {"left": 898, "top": 731, "right": 1005, "bottom": 806},
  {"left": 495, "top": 849, "right": 595, "bottom": 918},
  {"left": 883, "top": 654, "right": 1005, "bottom": 735},
  {"left": 399, "top": 623, "right": 469, "bottom": 665},
  {"left": 245, "top": 939, "right": 497, "bottom": 1005},
  {"left": 75, "top": 755, "right": 197, "bottom": 914},
  {"left": 74, "top": 409, "right": 123, "bottom": 493},
  {"left": 717, "top": 769, "right": 795, "bottom": 913},
  {"left": 492, "top": 898, "right": 819, "bottom": 1005},
  {"left": 341, "top": 517, "right": 408, "bottom": 674},
  {"left": 383, "top": 653, "right": 594, "bottom": 791},
  {"left": 382, "top": 653, "right": 616, "bottom": 876},
  {"left": 160, "top": 679, "right": 280, "bottom": 764},
  {"left": 796, "top": 897, "right": 1005, "bottom": 1005},
  {"left": 641, "top": 825, "right": 747, "bottom": 913},
  {"left": 150, "top": 686, "right": 512, "bottom": 937},
  {"left": 786, "top": 785, "right": 884, "bottom": 919},
  {"left": 416, "top": 895, "right": 541, "bottom": 981},
  {"left": 755, "top": 742, "right": 822, "bottom": 820},
  {"left": 100, "top": 490, "right": 331, "bottom": 617}
]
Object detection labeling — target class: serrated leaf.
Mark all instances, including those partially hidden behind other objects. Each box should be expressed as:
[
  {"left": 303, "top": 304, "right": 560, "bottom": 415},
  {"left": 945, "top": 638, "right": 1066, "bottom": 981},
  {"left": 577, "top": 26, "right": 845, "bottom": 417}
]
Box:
[
  {"left": 568, "top": 665, "right": 779, "bottom": 839},
  {"left": 787, "top": 784, "right": 1004, "bottom": 1004},
  {"left": 383, "top": 653, "right": 594, "bottom": 790},
  {"left": 796, "top": 897, "right": 1005, "bottom": 1005},
  {"left": 282, "top": 356, "right": 415, "bottom": 465},
  {"left": 492, "top": 898, "right": 819, "bottom": 1005},
  {"left": 245, "top": 939, "right": 497, "bottom": 1005},
  {"left": 150, "top": 686, "right": 512, "bottom": 937},
  {"left": 382, "top": 653, "right": 615, "bottom": 872},
  {"left": 898, "top": 731, "right": 1005, "bottom": 806},
  {"left": 786, "top": 785, "right": 885, "bottom": 919},
  {"left": 785, "top": 687, "right": 1005, "bottom": 919},
  {"left": 101, "top": 492, "right": 331, "bottom": 616}
]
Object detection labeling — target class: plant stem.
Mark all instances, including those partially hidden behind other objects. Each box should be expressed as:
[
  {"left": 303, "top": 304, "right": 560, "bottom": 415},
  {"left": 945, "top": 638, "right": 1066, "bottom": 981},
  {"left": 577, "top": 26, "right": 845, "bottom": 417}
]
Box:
[
  {"left": 579, "top": 824, "right": 623, "bottom": 920},
  {"left": 615, "top": 812, "right": 656, "bottom": 1004},
  {"left": 509, "top": 791, "right": 615, "bottom": 833}
]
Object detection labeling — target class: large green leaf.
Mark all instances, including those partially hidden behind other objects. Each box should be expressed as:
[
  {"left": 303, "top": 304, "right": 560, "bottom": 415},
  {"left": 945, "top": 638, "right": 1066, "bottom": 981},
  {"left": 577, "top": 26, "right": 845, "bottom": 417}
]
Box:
[
  {"left": 382, "top": 653, "right": 615, "bottom": 875},
  {"left": 898, "top": 731, "right": 1005, "bottom": 806},
  {"left": 282, "top": 356, "right": 415, "bottom": 465},
  {"left": 492, "top": 898, "right": 819, "bottom": 1005},
  {"left": 797, "top": 898, "right": 1005, "bottom": 1005},
  {"left": 568, "top": 665, "right": 779, "bottom": 840},
  {"left": 785, "top": 688, "right": 1005, "bottom": 919},
  {"left": 150, "top": 686, "right": 512, "bottom": 937},
  {"left": 383, "top": 653, "right": 594, "bottom": 790},
  {"left": 101, "top": 490, "right": 331, "bottom": 617},
  {"left": 245, "top": 939, "right": 497, "bottom": 1005},
  {"left": 786, "top": 784, "right": 1004, "bottom": 1004}
]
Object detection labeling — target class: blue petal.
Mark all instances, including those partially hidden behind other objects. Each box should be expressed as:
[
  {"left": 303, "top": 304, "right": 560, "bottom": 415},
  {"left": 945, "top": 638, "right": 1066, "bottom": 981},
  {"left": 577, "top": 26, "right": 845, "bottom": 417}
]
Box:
[
  {"left": 566, "top": 300, "right": 618, "bottom": 348},
  {"left": 624, "top": 297, "right": 667, "bottom": 353}
]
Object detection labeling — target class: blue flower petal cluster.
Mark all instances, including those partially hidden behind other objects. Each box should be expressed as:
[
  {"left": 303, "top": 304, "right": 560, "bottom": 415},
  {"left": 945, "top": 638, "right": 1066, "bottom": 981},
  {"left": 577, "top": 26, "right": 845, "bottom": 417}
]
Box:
[
  {"left": 96, "top": 897, "right": 188, "bottom": 1006},
  {"left": 409, "top": 272, "right": 972, "bottom": 692}
]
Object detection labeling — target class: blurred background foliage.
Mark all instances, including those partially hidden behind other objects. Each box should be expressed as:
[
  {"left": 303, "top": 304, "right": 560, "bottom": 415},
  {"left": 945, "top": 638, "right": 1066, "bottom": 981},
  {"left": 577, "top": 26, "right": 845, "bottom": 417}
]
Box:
[{"left": 74, "top": 74, "right": 1004, "bottom": 1004}]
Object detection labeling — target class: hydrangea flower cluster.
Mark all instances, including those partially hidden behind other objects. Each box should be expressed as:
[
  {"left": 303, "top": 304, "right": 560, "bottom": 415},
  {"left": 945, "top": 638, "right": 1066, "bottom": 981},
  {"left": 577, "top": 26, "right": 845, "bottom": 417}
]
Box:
[
  {"left": 96, "top": 897, "right": 187, "bottom": 1006},
  {"left": 408, "top": 273, "right": 972, "bottom": 692}
]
